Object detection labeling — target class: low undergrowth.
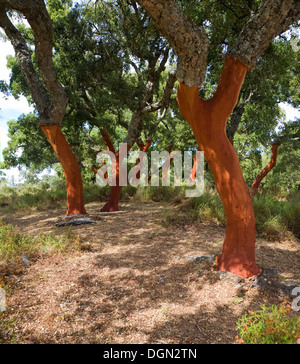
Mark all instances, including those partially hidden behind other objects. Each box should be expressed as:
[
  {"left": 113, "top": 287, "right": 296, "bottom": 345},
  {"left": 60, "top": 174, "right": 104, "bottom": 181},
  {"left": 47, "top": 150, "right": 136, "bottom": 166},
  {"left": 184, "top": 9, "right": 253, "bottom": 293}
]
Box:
[
  {"left": 236, "top": 303, "right": 300, "bottom": 344},
  {"left": 0, "top": 180, "right": 299, "bottom": 240},
  {"left": 155, "top": 188, "right": 300, "bottom": 240},
  {"left": 0, "top": 220, "right": 81, "bottom": 264}
]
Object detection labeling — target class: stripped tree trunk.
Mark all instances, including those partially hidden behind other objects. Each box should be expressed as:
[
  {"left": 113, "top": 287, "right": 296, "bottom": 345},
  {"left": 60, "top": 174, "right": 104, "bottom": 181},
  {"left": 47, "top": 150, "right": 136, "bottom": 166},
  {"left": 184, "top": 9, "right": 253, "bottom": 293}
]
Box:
[
  {"left": 100, "top": 150, "right": 123, "bottom": 213},
  {"left": 99, "top": 130, "right": 132, "bottom": 213},
  {"left": 252, "top": 143, "right": 281, "bottom": 195},
  {"left": 41, "top": 126, "right": 87, "bottom": 215},
  {"left": 190, "top": 148, "right": 201, "bottom": 181},
  {"left": 137, "top": 0, "right": 300, "bottom": 278},
  {"left": 177, "top": 56, "right": 259, "bottom": 278},
  {"left": 0, "top": 1, "right": 87, "bottom": 216},
  {"left": 98, "top": 62, "right": 176, "bottom": 212}
]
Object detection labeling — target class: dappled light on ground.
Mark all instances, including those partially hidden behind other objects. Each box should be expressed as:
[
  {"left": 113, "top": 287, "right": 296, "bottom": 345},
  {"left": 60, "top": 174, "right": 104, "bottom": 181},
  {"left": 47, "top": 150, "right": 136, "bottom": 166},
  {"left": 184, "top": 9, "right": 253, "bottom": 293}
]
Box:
[{"left": 0, "top": 202, "right": 299, "bottom": 344}]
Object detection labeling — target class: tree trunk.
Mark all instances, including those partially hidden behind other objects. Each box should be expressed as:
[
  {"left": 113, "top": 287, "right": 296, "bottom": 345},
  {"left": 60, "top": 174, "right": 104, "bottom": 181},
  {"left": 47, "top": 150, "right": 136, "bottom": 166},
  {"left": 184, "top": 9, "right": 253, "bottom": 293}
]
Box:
[
  {"left": 0, "top": 7, "right": 87, "bottom": 217},
  {"left": 101, "top": 185, "right": 123, "bottom": 212},
  {"left": 252, "top": 143, "right": 280, "bottom": 195},
  {"left": 100, "top": 149, "right": 122, "bottom": 213},
  {"left": 177, "top": 56, "right": 260, "bottom": 278},
  {"left": 41, "top": 125, "right": 87, "bottom": 216},
  {"left": 136, "top": 0, "right": 300, "bottom": 279},
  {"left": 99, "top": 142, "right": 132, "bottom": 213},
  {"left": 190, "top": 148, "right": 201, "bottom": 180}
]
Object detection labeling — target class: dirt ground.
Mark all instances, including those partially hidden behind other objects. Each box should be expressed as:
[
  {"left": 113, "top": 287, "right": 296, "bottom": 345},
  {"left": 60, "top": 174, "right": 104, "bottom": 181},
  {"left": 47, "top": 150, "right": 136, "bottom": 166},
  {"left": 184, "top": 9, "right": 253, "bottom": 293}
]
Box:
[{"left": 0, "top": 201, "right": 299, "bottom": 344}]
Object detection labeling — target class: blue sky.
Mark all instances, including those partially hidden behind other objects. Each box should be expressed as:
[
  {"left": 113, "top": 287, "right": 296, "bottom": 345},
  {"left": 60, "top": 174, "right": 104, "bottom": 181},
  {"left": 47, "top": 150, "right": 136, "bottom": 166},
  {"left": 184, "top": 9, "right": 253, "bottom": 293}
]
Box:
[
  {"left": 0, "top": 36, "right": 299, "bottom": 184},
  {"left": 0, "top": 41, "right": 34, "bottom": 183}
]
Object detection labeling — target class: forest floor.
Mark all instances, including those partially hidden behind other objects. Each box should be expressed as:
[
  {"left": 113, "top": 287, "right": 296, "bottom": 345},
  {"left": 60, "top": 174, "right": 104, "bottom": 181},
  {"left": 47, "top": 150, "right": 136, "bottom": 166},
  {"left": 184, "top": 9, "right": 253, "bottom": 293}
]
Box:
[{"left": 0, "top": 201, "right": 299, "bottom": 344}]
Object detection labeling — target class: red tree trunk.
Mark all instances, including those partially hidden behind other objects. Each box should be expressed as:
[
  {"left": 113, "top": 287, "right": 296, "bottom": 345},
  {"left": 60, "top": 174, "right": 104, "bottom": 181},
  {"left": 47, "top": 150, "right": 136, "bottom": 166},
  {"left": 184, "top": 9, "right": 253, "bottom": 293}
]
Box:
[
  {"left": 41, "top": 125, "right": 87, "bottom": 216},
  {"left": 190, "top": 148, "right": 200, "bottom": 181},
  {"left": 100, "top": 150, "right": 122, "bottom": 213},
  {"left": 101, "top": 186, "right": 123, "bottom": 212},
  {"left": 135, "top": 140, "right": 152, "bottom": 180},
  {"left": 177, "top": 56, "right": 260, "bottom": 278},
  {"left": 252, "top": 143, "right": 280, "bottom": 195},
  {"left": 100, "top": 144, "right": 132, "bottom": 213}
]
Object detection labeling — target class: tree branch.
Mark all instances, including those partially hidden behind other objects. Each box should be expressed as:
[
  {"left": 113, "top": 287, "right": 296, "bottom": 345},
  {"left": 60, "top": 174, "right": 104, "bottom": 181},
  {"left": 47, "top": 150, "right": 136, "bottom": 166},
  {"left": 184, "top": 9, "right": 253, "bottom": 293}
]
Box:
[
  {"left": 276, "top": 1, "right": 300, "bottom": 35},
  {"left": 136, "top": 0, "right": 209, "bottom": 86},
  {"left": 0, "top": 9, "right": 51, "bottom": 124},
  {"left": 142, "top": 70, "right": 177, "bottom": 114},
  {"left": 230, "top": 0, "right": 299, "bottom": 69},
  {"left": 100, "top": 128, "right": 116, "bottom": 153},
  {"left": 0, "top": 0, "right": 68, "bottom": 126}
]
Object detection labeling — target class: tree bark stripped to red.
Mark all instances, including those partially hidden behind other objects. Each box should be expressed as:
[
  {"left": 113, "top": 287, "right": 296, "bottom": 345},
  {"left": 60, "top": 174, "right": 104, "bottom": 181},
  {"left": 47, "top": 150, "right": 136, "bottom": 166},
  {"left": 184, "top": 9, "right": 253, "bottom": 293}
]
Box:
[
  {"left": 135, "top": 139, "right": 152, "bottom": 180},
  {"left": 190, "top": 148, "right": 201, "bottom": 181},
  {"left": 41, "top": 125, "right": 87, "bottom": 216},
  {"left": 177, "top": 56, "right": 260, "bottom": 278},
  {"left": 147, "top": 144, "right": 175, "bottom": 183},
  {"left": 96, "top": 130, "right": 132, "bottom": 212},
  {"left": 252, "top": 143, "right": 280, "bottom": 195}
]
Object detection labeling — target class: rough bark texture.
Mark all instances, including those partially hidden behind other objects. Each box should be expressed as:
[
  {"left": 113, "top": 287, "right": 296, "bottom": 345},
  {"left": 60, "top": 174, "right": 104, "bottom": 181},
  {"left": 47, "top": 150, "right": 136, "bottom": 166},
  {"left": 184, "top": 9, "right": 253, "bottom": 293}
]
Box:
[
  {"left": 0, "top": 1, "right": 86, "bottom": 216},
  {"left": 177, "top": 56, "right": 260, "bottom": 278},
  {"left": 230, "top": 0, "right": 299, "bottom": 69},
  {"left": 138, "top": 0, "right": 299, "bottom": 84},
  {"left": 136, "top": 0, "right": 209, "bottom": 86},
  {"left": 41, "top": 126, "right": 87, "bottom": 216},
  {"left": 0, "top": 0, "right": 68, "bottom": 125},
  {"left": 226, "top": 104, "right": 246, "bottom": 142},
  {"left": 137, "top": 0, "right": 300, "bottom": 278},
  {"left": 0, "top": 10, "right": 51, "bottom": 125},
  {"left": 252, "top": 143, "right": 281, "bottom": 195}
]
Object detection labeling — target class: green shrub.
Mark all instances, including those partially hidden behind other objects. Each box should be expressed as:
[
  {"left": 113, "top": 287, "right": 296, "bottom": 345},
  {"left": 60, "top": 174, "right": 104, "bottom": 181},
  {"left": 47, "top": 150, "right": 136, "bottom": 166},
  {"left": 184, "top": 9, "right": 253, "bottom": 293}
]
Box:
[
  {"left": 186, "top": 190, "right": 225, "bottom": 224},
  {"left": 282, "top": 193, "right": 300, "bottom": 238},
  {"left": 253, "top": 194, "right": 300, "bottom": 239},
  {"left": 236, "top": 304, "right": 300, "bottom": 344},
  {"left": 133, "top": 185, "right": 186, "bottom": 203},
  {"left": 0, "top": 220, "right": 80, "bottom": 262}
]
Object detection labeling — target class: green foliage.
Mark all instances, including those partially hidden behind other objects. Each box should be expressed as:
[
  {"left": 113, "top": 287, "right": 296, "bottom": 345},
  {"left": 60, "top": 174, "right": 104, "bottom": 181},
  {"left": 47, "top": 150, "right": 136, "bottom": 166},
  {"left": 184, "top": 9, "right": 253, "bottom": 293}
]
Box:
[
  {"left": 2, "top": 0, "right": 298, "bottom": 197},
  {"left": 134, "top": 185, "right": 186, "bottom": 203},
  {"left": 264, "top": 120, "right": 300, "bottom": 192},
  {"left": 184, "top": 190, "right": 226, "bottom": 225},
  {"left": 1, "top": 113, "right": 56, "bottom": 171},
  {"left": 253, "top": 193, "right": 300, "bottom": 239},
  {"left": 236, "top": 304, "right": 300, "bottom": 344},
  {"left": 0, "top": 176, "right": 67, "bottom": 211},
  {"left": 0, "top": 80, "right": 9, "bottom": 97},
  {"left": 0, "top": 220, "right": 81, "bottom": 263},
  {"left": 149, "top": 185, "right": 299, "bottom": 239}
]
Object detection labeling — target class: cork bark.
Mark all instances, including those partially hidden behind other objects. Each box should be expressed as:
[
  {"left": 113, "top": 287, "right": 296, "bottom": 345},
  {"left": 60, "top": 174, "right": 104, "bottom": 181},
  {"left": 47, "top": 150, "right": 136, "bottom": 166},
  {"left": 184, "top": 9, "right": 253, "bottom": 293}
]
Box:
[
  {"left": 41, "top": 126, "right": 87, "bottom": 216},
  {"left": 137, "top": 0, "right": 299, "bottom": 277},
  {"left": 0, "top": 1, "right": 86, "bottom": 216},
  {"left": 135, "top": 0, "right": 209, "bottom": 87},
  {"left": 177, "top": 57, "right": 260, "bottom": 278}
]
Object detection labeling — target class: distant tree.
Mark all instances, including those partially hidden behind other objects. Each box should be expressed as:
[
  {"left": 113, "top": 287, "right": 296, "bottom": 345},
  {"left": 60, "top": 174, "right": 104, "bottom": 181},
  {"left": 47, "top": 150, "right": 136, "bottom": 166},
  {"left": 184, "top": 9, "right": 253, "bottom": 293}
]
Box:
[{"left": 263, "top": 119, "right": 300, "bottom": 193}]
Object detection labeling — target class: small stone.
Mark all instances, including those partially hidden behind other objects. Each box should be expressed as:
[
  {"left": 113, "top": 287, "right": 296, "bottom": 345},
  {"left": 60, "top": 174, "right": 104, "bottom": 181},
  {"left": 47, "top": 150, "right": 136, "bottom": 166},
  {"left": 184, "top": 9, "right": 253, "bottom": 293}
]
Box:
[
  {"left": 159, "top": 276, "right": 170, "bottom": 283},
  {"left": 22, "top": 253, "right": 30, "bottom": 266}
]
